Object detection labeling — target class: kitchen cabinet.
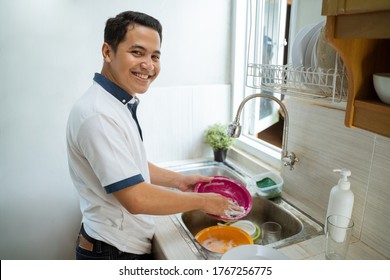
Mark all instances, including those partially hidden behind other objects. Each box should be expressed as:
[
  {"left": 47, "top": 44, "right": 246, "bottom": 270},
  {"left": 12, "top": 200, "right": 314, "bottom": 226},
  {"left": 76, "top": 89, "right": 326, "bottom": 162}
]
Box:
[{"left": 322, "top": 0, "right": 390, "bottom": 137}]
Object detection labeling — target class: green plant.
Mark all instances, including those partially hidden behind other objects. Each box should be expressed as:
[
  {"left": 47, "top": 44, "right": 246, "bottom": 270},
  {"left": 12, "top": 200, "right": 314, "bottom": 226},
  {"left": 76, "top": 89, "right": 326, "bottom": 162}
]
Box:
[{"left": 204, "top": 123, "right": 234, "bottom": 151}]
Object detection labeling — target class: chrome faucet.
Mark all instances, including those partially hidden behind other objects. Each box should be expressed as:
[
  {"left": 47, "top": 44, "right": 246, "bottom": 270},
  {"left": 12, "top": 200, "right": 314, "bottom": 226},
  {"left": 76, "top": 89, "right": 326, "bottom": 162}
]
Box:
[{"left": 227, "top": 93, "right": 298, "bottom": 170}]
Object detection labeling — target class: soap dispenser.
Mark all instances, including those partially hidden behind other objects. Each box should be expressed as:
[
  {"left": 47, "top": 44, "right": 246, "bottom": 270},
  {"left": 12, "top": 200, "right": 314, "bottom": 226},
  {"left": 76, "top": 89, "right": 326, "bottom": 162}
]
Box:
[{"left": 325, "top": 169, "right": 354, "bottom": 225}]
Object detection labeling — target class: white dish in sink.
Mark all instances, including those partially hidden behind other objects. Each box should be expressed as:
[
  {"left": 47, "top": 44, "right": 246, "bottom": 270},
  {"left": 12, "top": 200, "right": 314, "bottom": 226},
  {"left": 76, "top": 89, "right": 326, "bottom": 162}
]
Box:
[{"left": 221, "top": 244, "right": 289, "bottom": 260}]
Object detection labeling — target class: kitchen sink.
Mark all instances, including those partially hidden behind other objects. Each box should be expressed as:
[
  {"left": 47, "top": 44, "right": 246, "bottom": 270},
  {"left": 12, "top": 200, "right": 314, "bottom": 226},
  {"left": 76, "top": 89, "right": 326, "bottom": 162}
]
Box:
[
  {"left": 177, "top": 162, "right": 247, "bottom": 185},
  {"left": 168, "top": 161, "right": 323, "bottom": 259}
]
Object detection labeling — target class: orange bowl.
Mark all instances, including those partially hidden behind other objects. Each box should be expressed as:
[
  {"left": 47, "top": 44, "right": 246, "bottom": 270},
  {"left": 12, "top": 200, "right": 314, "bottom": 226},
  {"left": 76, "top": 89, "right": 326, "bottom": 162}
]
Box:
[{"left": 195, "top": 225, "right": 253, "bottom": 254}]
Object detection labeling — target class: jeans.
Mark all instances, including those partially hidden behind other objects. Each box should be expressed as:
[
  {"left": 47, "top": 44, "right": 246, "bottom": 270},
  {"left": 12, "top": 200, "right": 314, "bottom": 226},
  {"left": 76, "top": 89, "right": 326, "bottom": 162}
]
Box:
[{"left": 76, "top": 224, "right": 153, "bottom": 260}]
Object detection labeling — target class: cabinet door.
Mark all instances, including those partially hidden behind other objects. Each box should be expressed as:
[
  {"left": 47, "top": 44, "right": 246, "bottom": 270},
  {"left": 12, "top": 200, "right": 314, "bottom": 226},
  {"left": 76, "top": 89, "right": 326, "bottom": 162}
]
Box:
[{"left": 322, "top": 0, "right": 390, "bottom": 16}]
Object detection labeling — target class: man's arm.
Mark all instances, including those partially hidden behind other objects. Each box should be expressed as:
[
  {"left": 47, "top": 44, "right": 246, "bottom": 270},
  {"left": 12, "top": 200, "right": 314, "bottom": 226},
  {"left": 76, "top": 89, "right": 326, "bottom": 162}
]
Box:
[
  {"left": 112, "top": 181, "right": 236, "bottom": 216},
  {"left": 148, "top": 162, "right": 210, "bottom": 192}
]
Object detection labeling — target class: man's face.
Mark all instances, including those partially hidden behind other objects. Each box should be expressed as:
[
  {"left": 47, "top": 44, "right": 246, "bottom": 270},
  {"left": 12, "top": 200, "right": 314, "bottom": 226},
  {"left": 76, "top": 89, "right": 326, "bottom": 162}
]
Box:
[{"left": 102, "top": 24, "right": 161, "bottom": 95}]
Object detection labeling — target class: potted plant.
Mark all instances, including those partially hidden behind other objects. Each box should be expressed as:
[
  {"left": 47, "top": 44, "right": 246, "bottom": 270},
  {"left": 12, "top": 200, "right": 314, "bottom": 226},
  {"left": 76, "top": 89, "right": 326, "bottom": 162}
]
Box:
[{"left": 204, "top": 123, "right": 234, "bottom": 162}]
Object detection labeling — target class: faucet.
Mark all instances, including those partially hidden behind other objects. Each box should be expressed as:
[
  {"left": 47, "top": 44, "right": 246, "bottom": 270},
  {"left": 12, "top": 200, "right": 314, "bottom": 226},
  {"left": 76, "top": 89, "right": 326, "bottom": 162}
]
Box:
[{"left": 227, "top": 93, "right": 298, "bottom": 170}]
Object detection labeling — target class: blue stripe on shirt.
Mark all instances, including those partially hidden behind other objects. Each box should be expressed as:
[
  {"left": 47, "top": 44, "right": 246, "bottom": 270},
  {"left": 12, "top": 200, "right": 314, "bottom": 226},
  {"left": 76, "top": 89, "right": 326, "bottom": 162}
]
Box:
[{"left": 104, "top": 174, "right": 144, "bottom": 194}]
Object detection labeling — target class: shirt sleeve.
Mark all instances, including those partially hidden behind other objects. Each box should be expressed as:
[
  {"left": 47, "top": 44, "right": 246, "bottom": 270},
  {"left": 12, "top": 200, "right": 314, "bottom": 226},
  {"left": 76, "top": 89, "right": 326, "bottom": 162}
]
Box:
[{"left": 76, "top": 114, "right": 144, "bottom": 193}]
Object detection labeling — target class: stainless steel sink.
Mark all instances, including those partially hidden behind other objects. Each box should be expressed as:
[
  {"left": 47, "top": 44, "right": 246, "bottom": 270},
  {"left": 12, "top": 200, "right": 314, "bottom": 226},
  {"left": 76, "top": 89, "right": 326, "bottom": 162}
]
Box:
[
  {"left": 177, "top": 162, "right": 247, "bottom": 185},
  {"left": 168, "top": 161, "right": 323, "bottom": 259}
]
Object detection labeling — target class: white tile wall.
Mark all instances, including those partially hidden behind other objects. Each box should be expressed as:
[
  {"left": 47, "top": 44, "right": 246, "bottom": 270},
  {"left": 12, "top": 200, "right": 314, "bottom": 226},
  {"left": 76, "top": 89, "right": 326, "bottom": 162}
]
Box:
[
  {"left": 361, "top": 135, "right": 390, "bottom": 255},
  {"left": 282, "top": 97, "right": 390, "bottom": 258}
]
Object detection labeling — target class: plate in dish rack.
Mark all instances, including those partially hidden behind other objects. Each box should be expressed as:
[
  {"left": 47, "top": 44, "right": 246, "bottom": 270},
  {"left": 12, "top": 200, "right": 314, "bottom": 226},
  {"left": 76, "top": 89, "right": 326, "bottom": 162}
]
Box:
[
  {"left": 291, "top": 23, "right": 316, "bottom": 68},
  {"left": 303, "top": 21, "right": 324, "bottom": 70}
]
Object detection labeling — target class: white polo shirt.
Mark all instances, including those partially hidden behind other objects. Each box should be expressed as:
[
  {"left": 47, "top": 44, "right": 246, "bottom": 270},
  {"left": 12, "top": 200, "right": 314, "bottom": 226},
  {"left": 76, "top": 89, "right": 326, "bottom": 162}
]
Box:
[{"left": 66, "top": 73, "right": 154, "bottom": 254}]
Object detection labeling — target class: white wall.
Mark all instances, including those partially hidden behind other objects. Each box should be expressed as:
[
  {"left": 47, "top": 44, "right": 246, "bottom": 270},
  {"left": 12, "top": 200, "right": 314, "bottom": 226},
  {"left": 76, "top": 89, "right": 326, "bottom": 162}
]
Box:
[{"left": 0, "top": 0, "right": 232, "bottom": 259}]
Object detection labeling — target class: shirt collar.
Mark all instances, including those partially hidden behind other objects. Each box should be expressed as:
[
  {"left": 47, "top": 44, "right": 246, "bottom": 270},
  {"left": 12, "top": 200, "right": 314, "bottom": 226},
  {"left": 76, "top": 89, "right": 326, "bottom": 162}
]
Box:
[{"left": 93, "top": 73, "right": 137, "bottom": 105}]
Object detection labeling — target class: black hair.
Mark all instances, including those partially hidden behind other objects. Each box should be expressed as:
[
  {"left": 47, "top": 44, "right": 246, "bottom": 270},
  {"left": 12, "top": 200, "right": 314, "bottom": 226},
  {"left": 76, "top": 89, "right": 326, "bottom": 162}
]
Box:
[{"left": 104, "top": 11, "right": 162, "bottom": 52}]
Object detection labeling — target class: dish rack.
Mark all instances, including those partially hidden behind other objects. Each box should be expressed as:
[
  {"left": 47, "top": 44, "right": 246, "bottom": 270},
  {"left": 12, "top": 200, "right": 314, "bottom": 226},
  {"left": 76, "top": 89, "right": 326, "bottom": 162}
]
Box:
[{"left": 246, "top": 62, "right": 348, "bottom": 102}]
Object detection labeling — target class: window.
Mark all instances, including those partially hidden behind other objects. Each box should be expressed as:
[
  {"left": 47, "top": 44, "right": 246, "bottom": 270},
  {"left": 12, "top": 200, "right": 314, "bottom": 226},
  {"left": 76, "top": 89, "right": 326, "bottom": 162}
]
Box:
[{"left": 231, "top": 0, "right": 290, "bottom": 169}]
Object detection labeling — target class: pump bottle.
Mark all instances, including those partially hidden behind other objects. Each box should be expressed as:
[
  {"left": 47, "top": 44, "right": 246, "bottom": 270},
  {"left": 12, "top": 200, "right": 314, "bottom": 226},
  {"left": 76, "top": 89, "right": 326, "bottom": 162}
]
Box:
[{"left": 325, "top": 169, "right": 354, "bottom": 241}]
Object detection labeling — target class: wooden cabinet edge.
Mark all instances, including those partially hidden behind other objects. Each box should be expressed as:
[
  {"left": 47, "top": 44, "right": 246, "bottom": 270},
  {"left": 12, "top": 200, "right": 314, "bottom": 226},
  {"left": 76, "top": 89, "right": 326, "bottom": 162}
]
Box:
[
  {"left": 324, "top": 15, "right": 390, "bottom": 137},
  {"left": 353, "top": 101, "right": 390, "bottom": 137},
  {"left": 322, "top": 0, "right": 390, "bottom": 16},
  {"left": 324, "top": 16, "right": 378, "bottom": 127}
]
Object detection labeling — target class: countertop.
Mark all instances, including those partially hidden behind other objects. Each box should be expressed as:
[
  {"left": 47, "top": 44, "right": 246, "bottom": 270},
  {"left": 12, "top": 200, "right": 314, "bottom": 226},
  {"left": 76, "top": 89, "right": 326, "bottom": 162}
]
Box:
[{"left": 153, "top": 215, "right": 387, "bottom": 260}]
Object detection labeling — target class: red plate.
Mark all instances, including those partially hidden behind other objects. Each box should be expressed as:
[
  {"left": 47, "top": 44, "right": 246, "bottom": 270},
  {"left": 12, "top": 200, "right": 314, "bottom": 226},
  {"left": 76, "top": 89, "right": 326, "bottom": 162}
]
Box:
[{"left": 194, "top": 176, "right": 252, "bottom": 221}]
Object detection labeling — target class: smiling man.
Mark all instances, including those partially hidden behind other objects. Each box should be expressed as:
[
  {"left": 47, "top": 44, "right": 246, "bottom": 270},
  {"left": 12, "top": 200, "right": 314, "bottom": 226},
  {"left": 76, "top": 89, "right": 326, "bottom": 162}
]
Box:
[
  {"left": 66, "top": 11, "right": 240, "bottom": 260},
  {"left": 101, "top": 15, "right": 161, "bottom": 95}
]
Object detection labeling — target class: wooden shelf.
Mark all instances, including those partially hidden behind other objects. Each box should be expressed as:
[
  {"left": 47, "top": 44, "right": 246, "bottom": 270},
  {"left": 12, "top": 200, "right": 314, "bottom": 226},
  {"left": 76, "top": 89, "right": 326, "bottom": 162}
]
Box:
[
  {"left": 322, "top": 0, "right": 390, "bottom": 16},
  {"left": 333, "top": 10, "right": 390, "bottom": 39},
  {"left": 354, "top": 100, "right": 390, "bottom": 137},
  {"left": 322, "top": 0, "right": 390, "bottom": 137}
]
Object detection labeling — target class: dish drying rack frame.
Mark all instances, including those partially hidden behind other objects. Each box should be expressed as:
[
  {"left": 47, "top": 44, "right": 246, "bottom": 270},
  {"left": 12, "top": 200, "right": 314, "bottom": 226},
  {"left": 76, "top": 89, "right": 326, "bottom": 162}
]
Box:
[{"left": 246, "top": 62, "right": 348, "bottom": 102}]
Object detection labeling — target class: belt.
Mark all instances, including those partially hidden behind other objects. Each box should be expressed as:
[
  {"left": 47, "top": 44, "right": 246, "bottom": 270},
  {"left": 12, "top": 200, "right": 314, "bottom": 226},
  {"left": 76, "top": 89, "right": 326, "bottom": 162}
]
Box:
[{"left": 78, "top": 232, "right": 94, "bottom": 251}]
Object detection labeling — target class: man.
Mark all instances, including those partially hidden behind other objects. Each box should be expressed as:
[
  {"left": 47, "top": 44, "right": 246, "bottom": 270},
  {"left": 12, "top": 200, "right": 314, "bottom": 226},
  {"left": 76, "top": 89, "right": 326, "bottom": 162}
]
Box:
[{"left": 66, "top": 11, "right": 239, "bottom": 260}]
